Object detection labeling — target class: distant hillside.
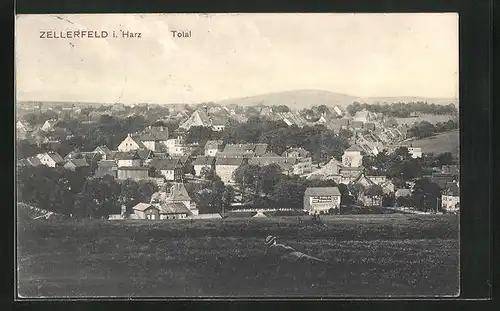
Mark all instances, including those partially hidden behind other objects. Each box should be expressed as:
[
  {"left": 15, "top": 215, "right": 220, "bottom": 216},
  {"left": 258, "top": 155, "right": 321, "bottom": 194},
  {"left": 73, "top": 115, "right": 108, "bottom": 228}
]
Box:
[
  {"left": 216, "top": 90, "right": 458, "bottom": 109},
  {"left": 407, "top": 130, "right": 459, "bottom": 156},
  {"left": 17, "top": 90, "right": 458, "bottom": 110}
]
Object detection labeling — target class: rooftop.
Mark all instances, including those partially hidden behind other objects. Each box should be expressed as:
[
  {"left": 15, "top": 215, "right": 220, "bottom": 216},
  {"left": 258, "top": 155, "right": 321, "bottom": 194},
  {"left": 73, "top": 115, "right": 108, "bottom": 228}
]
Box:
[{"left": 304, "top": 187, "right": 341, "bottom": 196}]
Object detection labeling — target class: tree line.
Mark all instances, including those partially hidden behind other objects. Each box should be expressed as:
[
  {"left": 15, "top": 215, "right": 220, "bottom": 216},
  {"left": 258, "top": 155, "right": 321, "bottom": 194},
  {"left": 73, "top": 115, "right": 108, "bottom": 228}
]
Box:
[
  {"left": 347, "top": 101, "right": 458, "bottom": 118},
  {"left": 17, "top": 166, "right": 158, "bottom": 219},
  {"left": 407, "top": 120, "right": 458, "bottom": 139}
]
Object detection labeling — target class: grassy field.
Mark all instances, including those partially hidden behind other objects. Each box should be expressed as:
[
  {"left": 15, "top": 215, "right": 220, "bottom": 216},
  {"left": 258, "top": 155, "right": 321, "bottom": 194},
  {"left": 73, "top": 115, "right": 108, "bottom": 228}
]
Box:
[
  {"left": 407, "top": 130, "right": 459, "bottom": 155},
  {"left": 17, "top": 214, "right": 459, "bottom": 298}
]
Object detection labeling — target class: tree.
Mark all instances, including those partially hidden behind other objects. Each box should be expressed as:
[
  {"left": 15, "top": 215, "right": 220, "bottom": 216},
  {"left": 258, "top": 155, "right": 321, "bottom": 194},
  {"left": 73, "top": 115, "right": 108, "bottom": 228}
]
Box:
[
  {"left": 411, "top": 178, "right": 442, "bottom": 212},
  {"left": 117, "top": 179, "right": 141, "bottom": 214},
  {"left": 256, "top": 164, "right": 283, "bottom": 196},
  {"left": 74, "top": 175, "right": 121, "bottom": 219},
  {"left": 271, "top": 180, "right": 307, "bottom": 210},
  {"left": 349, "top": 184, "right": 366, "bottom": 204},
  {"left": 437, "top": 152, "right": 453, "bottom": 166},
  {"left": 365, "top": 184, "right": 384, "bottom": 206},
  {"left": 222, "top": 185, "right": 235, "bottom": 214}
]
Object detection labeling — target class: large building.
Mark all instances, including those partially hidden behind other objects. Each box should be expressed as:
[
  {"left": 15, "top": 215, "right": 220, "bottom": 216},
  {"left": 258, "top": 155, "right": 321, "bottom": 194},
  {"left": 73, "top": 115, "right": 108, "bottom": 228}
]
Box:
[{"left": 303, "top": 187, "right": 342, "bottom": 215}]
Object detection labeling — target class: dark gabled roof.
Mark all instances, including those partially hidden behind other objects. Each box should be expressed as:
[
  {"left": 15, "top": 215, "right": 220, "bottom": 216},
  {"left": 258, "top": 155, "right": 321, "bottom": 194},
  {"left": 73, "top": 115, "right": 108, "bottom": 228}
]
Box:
[
  {"left": 66, "top": 158, "right": 89, "bottom": 167},
  {"left": 26, "top": 156, "right": 42, "bottom": 166},
  {"left": 45, "top": 152, "right": 64, "bottom": 163},
  {"left": 116, "top": 151, "right": 142, "bottom": 160},
  {"left": 149, "top": 158, "right": 181, "bottom": 170},
  {"left": 138, "top": 133, "right": 157, "bottom": 141},
  {"left": 137, "top": 149, "right": 154, "bottom": 160},
  {"left": 216, "top": 151, "right": 246, "bottom": 158},
  {"left": 128, "top": 135, "right": 147, "bottom": 149},
  {"left": 304, "top": 187, "right": 341, "bottom": 196},
  {"left": 158, "top": 202, "right": 190, "bottom": 215},
  {"left": 117, "top": 166, "right": 148, "bottom": 171},
  {"left": 98, "top": 160, "right": 118, "bottom": 168},
  {"left": 132, "top": 203, "right": 156, "bottom": 212},
  {"left": 253, "top": 143, "right": 268, "bottom": 156},
  {"left": 193, "top": 156, "right": 215, "bottom": 166},
  {"left": 94, "top": 145, "right": 111, "bottom": 154},
  {"left": 283, "top": 147, "right": 311, "bottom": 158},
  {"left": 215, "top": 157, "right": 244, "bottom": 166}
]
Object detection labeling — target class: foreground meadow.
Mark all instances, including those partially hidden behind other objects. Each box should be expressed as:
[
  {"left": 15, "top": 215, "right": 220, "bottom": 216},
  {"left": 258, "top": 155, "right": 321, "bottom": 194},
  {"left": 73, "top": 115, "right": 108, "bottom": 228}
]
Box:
[{"left": 17, "top": 214, "right": 459, "bottom": 298}]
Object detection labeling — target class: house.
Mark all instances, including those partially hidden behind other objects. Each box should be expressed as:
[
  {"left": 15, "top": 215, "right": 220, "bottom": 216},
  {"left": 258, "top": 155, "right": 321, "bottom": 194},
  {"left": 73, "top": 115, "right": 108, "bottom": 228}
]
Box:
[
  {"left": 364, "top": 122, "right": 376, "bottom": 131},
  {"left": 303, "top": 187, "right": 342, "bottom": 215},
  {"left": 93, "top": 145, "right": 112, "bottom": 160},
  {"left": 41, "top": 119, "right": 57, "bottom": 132},
  {"left": 282, "top": 147, "right": 311, "bottom": 159},
  {"left": 222, "top": 143, "right": 268, "bottom": 157},
  {"left": 132, "top": 203, "right": 160, "bottom": 220},
  {"left": 22, "top": 156, "right": 42, "bottom": 167},
  {"left": 150, "top": 183, "right": 199, "bottom": 216},
  {"left": 384, "top": 118, "right": 398, "bottom": 128},
  {"left": 117, "top": 166, "right": 149, "bottom": 181},
  {"left": 350, "top": 121, "right": 364, "bottom": 130},
  {"left": 179, "top": 110, "right": 212, "bottom": 131},
  {"left": 431, "top": 173, "right": 456, "bottom": 189},
  {"left": 291, "top": 158, "right": 313, "bottom": 175},
  {"left": 149, "top": 158, "right": 183, "bottom": 181},
  {"left": 193, "top": 156, "right": 216, "bottom": 177},
  {"left": 211, "top": 117, "right": 227, "bottom": 131},
  {"left": 395, "top": 188, "right": 412, "bottom": 198},
  {"left": 204, "top": 140, "right": 224, "bottom": 156},
  {"left": 408, "top": 147, "right": 423, "bottom": 158},
  {"left": 342, "top": 145, "right": 364, "bottom": 168},
  {"left": 215, "top": 157, "right": 244, "bottom": 183},
  {"left": 64, "top": 158, "right": 89, "bottom": 171},
  {"left": 441, "top": 182, "right": 459, "bottom": 213},
  {"left": 333, "top": 106, "right": 344, "bottom": 118},
  {"left": 37, "top": 152, "right": 64, "bottom": 167},
  {"left": 132, "top": 126, "right": 170, "bottom": 152},
  {"left": 116, "top": 151, "right": 142, "bottom": 167},
  {"left": 95, "top": 160, "right": 118, "bottom": 178},
  {"left": 16, "top": 121, "right": 33, "bottom": 139},
  {"left": 117, "top": 133, "right": 147, "bottom": 152},
  {"left": 441, "top": 165, "right": 459, "bottom": 177},
  {"left": 166, "top": 137, "right": 187, "bottom": 156}
]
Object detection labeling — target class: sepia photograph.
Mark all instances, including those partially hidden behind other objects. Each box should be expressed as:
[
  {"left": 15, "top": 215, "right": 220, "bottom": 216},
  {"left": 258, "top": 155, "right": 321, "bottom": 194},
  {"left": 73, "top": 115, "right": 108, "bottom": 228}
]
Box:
[{"left": 15, "top": 13, "right": 459, "bottom": 298}]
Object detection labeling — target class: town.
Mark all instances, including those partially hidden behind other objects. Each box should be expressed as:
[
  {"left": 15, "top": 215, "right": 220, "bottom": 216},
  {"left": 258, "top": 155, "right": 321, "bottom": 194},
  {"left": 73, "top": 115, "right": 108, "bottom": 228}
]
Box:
[{"left": 16, "top": 99, "right": 459, "bottom": 221}]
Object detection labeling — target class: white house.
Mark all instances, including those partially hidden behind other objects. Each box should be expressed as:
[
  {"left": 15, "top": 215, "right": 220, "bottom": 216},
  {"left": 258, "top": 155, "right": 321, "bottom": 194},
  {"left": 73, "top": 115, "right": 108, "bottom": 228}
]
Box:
[
  {"left": 166, "top": 137, "right": 187, "bottom": 156},
  {"left": 408, "top": 147, "right": 423, "bottom": 158},
  {"left": 342, "top": 145, "right": 364, "bottom": 168},
  {"left": 37, "top": 152, "right": 65, "bottom": 167},
  {"left": 303, "top": 187, "right": 342, "bottom": 215},
  {"left": 441, "top": 183, "right": 459, "bottom": 213},
  {"left": 215, "top": 157, "right": 244, "bottom": 184},
  {"left": 41, "top": 119, "right": 57, "bottom": 132},
  {"left": 204, "top": 140, "right": 224, "bottom": 156},
  {"left": 193, "top": 156, "right": 216, "bottom": 177},
  {"left": 149, "top": 158, "right": 183, "bottom": 181},
  {"left": 117, "top": 134, "right": 146, "bottom": 152},
  {"left": 116, "top": 151, "right": 142, "bottom": 167}
]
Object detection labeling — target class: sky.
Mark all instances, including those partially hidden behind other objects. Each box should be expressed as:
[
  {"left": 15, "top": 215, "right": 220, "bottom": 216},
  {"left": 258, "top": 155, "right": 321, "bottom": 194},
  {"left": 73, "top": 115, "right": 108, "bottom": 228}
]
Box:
[{"left": 15, "top": 13, "right": 459, "bottom": 104}]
